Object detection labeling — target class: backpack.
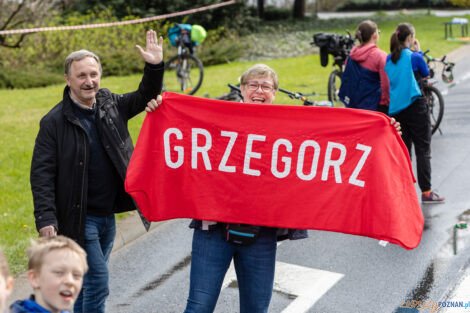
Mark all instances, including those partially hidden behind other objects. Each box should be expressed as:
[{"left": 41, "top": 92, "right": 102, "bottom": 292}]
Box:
[
  {"left": 168, "top": 24, "right": 207, "bottom": 47},
  {"left": 339, "top": 57, "right": 381, "bottom": 111},
  {"left": 168, "top": 24, "right": 192, "bottom": 47},
  {"left": 191, "top": 25, "right": 207, "bottom": 44}
]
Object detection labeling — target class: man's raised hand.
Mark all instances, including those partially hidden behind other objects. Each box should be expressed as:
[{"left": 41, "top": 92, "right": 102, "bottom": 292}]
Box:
[{"left": 136, "top": 29, "right": 164, "bottom": 65}]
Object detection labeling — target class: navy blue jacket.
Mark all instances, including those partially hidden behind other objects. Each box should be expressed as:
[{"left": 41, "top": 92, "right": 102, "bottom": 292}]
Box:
[{"left": 339, "top": 56, "right": 382, "bottom": 111}]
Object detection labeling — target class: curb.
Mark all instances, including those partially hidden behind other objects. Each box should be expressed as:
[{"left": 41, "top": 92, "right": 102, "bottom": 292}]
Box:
[{"left": 8, "top": 212, "right": 163, "bottom": 307}]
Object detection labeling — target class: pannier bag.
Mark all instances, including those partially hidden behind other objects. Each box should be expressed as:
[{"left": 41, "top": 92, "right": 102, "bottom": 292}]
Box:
[
  {"left": 168, "top": 23, "right": 192, "bottom": 47},
  {"left": 191, "top": 25, "right": 207, "bottom": 44},
  {"left": 168, "top": 24, "right": 206, "bottom": 47},
  {"left": 313, "top": 32, "right": 341, "bottom": 67},
  {"left": 313, "top": 32, "right": 354, "bottom": 67},
  {"left": 222, "top": 223, "right": 260, "bottom": 246}
]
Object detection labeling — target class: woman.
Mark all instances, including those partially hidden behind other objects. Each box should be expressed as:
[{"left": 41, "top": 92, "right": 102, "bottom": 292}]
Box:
[
  {"left": 339, "top": 20, "right": 390, "bottom": 113},
  {"left": 385, "top": 22, "right": 444, "bottom": 203},
  {"left": 144, "top": 64, "right": 307, "bottom": 313}
]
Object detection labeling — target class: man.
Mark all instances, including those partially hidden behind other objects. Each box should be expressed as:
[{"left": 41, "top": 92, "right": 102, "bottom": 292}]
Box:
[{"left": 30, "top": 29, "right": 164, "bottom": 313}]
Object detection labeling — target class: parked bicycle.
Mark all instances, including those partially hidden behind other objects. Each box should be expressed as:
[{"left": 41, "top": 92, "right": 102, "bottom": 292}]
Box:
[
  {"left": 164, "top": 23, "right": 205, "bottom": 95},
  {"left": 311, "top": 31, "right": 355, "bottom": 107},
  {"left": 421, "top": 49, "right": 455, "bottom": 135},
  {"left": 216, "top": 83, "right": 333, "bottom": 107}
]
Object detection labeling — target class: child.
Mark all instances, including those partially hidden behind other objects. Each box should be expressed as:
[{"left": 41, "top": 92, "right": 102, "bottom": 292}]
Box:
[
  {"left": 0, "top": 247, "right": 14, "bottom": 313},
  {"left": 339, "top": 20, "right": 390, "bottom": 113},
  {"left": 9, "top": 236, "right": 87, "bottom": 313},
  {"left": 385, "top": 22, "right": 444, "bottom": 203}
]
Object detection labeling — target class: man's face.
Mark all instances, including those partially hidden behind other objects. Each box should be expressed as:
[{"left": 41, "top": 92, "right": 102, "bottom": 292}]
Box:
[
  {"left": 240, "top": 77, "right": 276, "bottom": 105},
  {"left": 65, "top": 57, "right": 101, "bottom": 107},
  {"left": 28, "top": 249, "right": 85, "bottom": 313}
]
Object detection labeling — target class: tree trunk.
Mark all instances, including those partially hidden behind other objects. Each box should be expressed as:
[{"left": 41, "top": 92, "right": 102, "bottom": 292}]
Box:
[
  {"left": 257, "top": 0, "right": 264, "bottom": 19},
  {"left": 293, "top": 0, "right": 305, "bottom": 19}
]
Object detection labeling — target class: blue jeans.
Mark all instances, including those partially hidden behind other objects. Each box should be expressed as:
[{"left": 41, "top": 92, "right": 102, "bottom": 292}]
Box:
[
  {"left": 184, "top": 227, "right": 277, "bottom": 313},
  {"left": 74, "top": 215, "right": 116, "bottom": 313}
]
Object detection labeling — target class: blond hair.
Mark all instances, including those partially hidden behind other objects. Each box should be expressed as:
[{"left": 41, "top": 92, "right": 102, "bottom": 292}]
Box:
[
  {"left": 27, "top": 236, "right": 88, "bottom": 273},
  {"left": 0, "top": 246, "right": 11, "bottom": 280},
  {"left": 240, "top": 64, "right": 279, "bottom": 90}
]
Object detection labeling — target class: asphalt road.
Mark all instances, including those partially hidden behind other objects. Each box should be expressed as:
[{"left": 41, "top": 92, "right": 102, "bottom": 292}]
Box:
[{"left": 106, "top": 52, "right": 470, "bottom": 313}]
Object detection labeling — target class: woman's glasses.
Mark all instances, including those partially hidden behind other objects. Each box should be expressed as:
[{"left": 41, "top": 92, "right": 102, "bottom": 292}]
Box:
[{"left": 244, "top": 81, "right": 274, "bottom": 92}]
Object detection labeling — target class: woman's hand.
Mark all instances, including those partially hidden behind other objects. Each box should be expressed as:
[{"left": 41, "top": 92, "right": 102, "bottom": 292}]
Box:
[
  {"left": 391, "top": 117, "right": 402, "bottom": 135},
  {"left": 146, "top": 95, "right": 163, "bottom": 113}
]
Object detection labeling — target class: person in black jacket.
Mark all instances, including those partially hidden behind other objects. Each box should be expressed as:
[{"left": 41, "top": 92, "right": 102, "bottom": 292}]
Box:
[{"left": 30, "top": 29, "right": 164, "bottom": 313}]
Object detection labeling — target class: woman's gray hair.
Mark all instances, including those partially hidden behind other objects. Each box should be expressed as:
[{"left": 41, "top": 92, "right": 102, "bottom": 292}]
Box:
[
  {"left": 240, "top": 64, "right": 279, "bottom": 90},
  {"left": 64, "top": 49, "right": 102, "bottom": 76}
]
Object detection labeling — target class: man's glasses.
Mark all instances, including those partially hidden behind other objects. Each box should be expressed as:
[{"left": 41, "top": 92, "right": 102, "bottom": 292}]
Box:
[{"left": 244, "top": 81, "right": 274, "bottom": 92}]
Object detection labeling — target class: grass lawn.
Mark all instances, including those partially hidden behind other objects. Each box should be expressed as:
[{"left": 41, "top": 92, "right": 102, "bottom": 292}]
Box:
[{"left": 1, "top": 12, "right": 468, "bottom": 275}]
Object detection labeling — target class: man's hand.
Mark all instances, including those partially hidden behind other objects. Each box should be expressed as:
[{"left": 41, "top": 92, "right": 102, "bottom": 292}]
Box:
[
  {"left": 136, "top": 29, "right": 163, "bottom": 65},
  {"left": 39, "top": 225, "right": 57, "bottom": 238},
  {"left": 145, "top": 95, "right": 163, "bottom": 113},
  {"left": 390, "top": 117, "right": 402, "bottom": 135}
]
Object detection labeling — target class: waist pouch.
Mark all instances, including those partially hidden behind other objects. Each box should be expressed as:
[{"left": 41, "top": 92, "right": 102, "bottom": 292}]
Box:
[{"left": 222, "top": 223, "right": 260, "bottom": 246}]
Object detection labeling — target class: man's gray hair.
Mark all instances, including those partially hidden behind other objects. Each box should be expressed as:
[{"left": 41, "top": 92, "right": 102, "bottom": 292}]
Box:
[{"left": 64, "top": 49, "right": 102, "bottom": 76}]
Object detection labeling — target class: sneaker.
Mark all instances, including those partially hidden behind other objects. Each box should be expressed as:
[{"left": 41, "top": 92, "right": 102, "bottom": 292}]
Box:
[{"left": 421, "top": 191, "right": 445, "bottom": 203}]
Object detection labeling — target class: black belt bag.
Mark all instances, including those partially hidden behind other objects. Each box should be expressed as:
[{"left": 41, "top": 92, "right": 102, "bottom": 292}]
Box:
[{"left": 222, "top": 223, "right": 260, "bottom": 246}]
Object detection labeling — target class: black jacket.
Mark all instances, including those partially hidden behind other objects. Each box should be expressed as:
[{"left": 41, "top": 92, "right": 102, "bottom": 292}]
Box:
[{"left": 30, "top": 62, "right": 163, "bottom": 246}]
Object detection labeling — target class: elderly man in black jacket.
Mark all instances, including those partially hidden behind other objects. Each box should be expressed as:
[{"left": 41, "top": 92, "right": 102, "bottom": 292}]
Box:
[{"left": 30, "top": 29, "right": 164, "bottom": 313}]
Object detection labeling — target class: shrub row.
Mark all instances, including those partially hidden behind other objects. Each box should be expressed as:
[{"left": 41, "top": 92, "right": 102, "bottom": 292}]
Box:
[
  {"left": 338, "top": 0, "right": 452, "bottom": 11},
  {"left": 0, "top": 8, "right": 245, "bottom": 89}
]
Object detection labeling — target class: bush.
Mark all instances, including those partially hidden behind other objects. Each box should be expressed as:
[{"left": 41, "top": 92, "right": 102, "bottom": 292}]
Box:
[
  {"left": 0, "top": 67, "right": 63, "bottom": 89},
  {"left": 0, "top": 8, "right": 245, "bottom": 89},
  {"left": 263, "top": 6, "right": 292, "bottom": 21},
  {"left": 337, "top": 0, "right": 451, "bottom": 11},
  {"left": 69, "top": 0, "right": 259, "bottom": 34}
]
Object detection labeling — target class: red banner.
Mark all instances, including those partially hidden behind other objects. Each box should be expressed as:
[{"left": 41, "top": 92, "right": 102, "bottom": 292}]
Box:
[{"left": 125, "top": 92, "right": 423, "bottom": 249}]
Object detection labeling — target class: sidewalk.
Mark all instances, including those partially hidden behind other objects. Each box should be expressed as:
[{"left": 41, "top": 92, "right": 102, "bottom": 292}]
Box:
[{"left": 8, "top": 212, "right": 163, "bottom": 306}]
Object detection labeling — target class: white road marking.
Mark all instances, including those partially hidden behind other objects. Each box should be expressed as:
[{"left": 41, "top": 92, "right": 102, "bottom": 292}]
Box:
[
  {"left": 222, "top": 261, "right": 344, "bottom": 313},
  {"left": 441, "top": 270, "right": 470, "bottom": 313}
]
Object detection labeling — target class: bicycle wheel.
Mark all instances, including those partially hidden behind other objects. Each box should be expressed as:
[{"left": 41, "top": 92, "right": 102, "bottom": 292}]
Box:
[
  {"left": 164, "top": 54, "right": 204, "bottom": 95},
  {"left": 423, "top": 85, "right": 444, "bottom": 135},
  {"left": 327, "top": 70, "right": 343, "bottom": 107}
]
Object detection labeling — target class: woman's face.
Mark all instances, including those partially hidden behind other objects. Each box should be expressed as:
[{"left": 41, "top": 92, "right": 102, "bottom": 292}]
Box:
[
  {"left": 240, "top": 76, "right": 277, "bottom": 105},
  {"left": 406, "top": 31, "right": 415, "bottom": 47}
]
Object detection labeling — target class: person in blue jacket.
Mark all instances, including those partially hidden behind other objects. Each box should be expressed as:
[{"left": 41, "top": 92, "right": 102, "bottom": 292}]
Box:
[
  {"left": 385, "top": 23, "right": 444, "bottom": 203},
  {"left": 339, "top": 20, "right": 390, "bottom": 113}
]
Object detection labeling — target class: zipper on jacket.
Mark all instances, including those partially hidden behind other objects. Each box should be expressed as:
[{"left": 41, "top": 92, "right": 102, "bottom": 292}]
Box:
[
  {"left": 77, "top": 132, "right": 87, "bottom": 237},
  {"left": 106, "top": 116, "right": 125, "bottom": 149}
]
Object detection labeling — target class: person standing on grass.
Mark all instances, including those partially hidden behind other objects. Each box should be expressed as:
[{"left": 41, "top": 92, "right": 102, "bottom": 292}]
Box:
[
  {"left": 385, "top": 22, "right": 445, "bottom": 203},
  {"left": 339, "top": 20, "right": 390, "bottom": 113},
  {"left": 30, "top": 30, "right": 164, "bottom": 313}
]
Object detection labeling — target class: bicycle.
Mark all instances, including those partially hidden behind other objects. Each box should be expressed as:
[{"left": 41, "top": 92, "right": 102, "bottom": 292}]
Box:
[
  {"left": 216, "top": 83, "right": 333, "bottom": 107},
  {"left": 311, "top": 31, "right": 355, "bottom": 107},
  {"left": 164, "top": 23, "right": 204, "bottom": 95},
  {"left": 421, "top": 49, "right": 455, "bottom": 135}
]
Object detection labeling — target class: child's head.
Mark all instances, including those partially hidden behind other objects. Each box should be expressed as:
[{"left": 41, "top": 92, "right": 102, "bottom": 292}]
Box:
[
  {"left": 390, "top": 22, "right": 415, "bottom": 63},
  {"left": 355, "top": 20, "right": 379, "bottom": 45},
  {"left": 0, "top": 247, "right": 14, "bottom": 313},
  {"left": 26, "top": 236, "right": 87, "bottom": 313}
]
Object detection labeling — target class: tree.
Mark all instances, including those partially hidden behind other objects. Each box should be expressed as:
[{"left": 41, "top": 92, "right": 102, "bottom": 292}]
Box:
[
  {"left": 0, "top": 0, "right": 63, "bottom": 48},
  {"left": 257, "top": 0, "right": 265, "bottom": 19},
  {"left": 293, "top": 0, "right": 305, "bottom": 18},
  {"left": 447, "top": 0, "right": 470, "bottom": 6}
]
